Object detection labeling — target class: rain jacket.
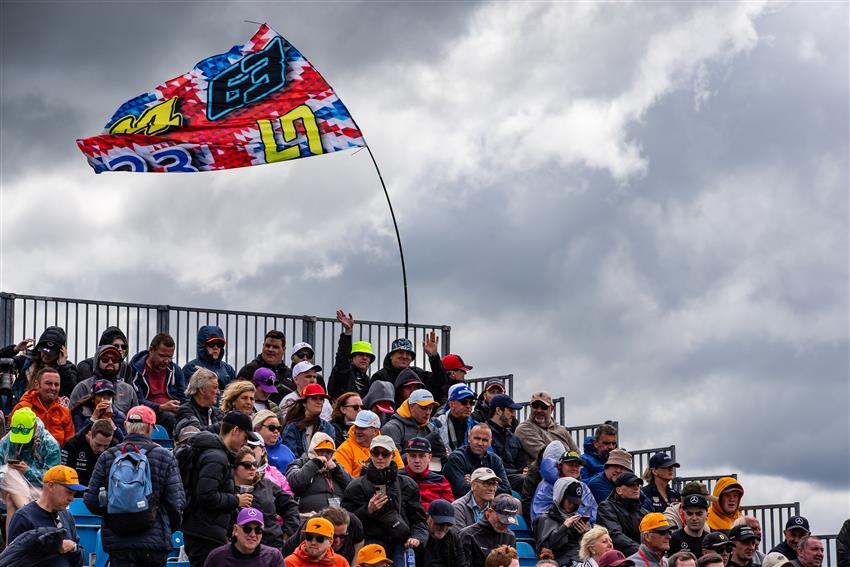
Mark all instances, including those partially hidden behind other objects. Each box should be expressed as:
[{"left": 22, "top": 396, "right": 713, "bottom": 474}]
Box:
[
  {"left": 327, "top": 332, "right": 371, "bottom": 398},
  {"left": 582, "top": 436, "right": 607, "bottom": 482},
  {"left": 76, "top": 327, "right": 134, "bottom": 383},
  {"left": 597, "top": 492, "right": 648, "bottom": 556},
  {"left": 12, "top": 389, "right": 75, "bottom": 447},
  {"left": 182, "top": 325, "right": 236, "bottom": 389},
  {"left": 285, "top": 432, "right": 353, "bottom": 514},
  {"left": 284, "top": 541, "right": 349, "bottom": 567},
  {"left": 335, "top": 424, "right": 404, "bottom": 477},
  {"left": 12, "top": 326, "right": 79, "bottom": 400},
  {"left": 706, "top": 477, "right": 745, "bottom": 531},
  {"left": 369, "top": 351, "right": 447, "bottom": 402},
  {"left": 381, "top": 399, "right": 442, "bottom": 457},
  {"left": 130, "top": 350, "right": 188, "bottom": 410},
  {"left": 0, "top": 417, "right": 61, "bottom": 486},
  {"left": 531, "top": 440, "right": 597, "bottom": 523}
]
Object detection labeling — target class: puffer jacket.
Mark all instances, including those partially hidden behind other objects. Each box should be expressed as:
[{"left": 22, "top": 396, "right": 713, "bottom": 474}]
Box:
[
  {"left": 486, "top": 418, "right": 528, "bottom": 475},
  {"left": 12, "top": 326, "right": 79, "bottom": 400},
  {"left": 369, "top": 351, "right": 447, "bottom": 401},
  {"left": 534, "top": 504, "right": 584, "bottom": 566},
  {"left": 707, "top": 477, "right": 745, "bottom": 531},
  {"left": 180, "top": 431, "right": 239, "bottom": 544},
  {"left": 182, "top": 326, "right": 236, "bottom": 389},
  {"left": 597, "top": 492, "right": 648, "bottom": 556},
  {"left": 76, "top": 327, "right": 134, "bottom": 383},
  {"left": 130, "top": 350, "right": 187, "bottom": 410},
  {"left": 0, "top": 526, "right": 78, "bottom": 567},
  {"left": 341, "top": 461, "right": 428, "bottom": 547},
  {"left": 327, "top": 332, "right": 371, "bottom": 398},
  {"left": 12, "top": 390, "right": 75, "bottom": 447},
  {"left": 362, "top": 380, "right": 396, "bottom": 425},
  {"left": 443, "top": 445, "right": 511, "bottom": 498},
  {"left": 0, "top": 417, "right": 61, "bottom": 486},
  {"left": 335, "top": 424, "right": 404, "bottom": 477},
  {"left": 532, "top": 440, "right": 597, "bottom": 523},
  {"left": 460, "top": 517, "right": 516, "bottom": 567},
  {"left": 400, "top": 464, "right": 454, "bottom": 510},
  {"left": 381, "top": 399, "right": 441, "bottom": 456},
  {"left": 174, "top": 397, "right": 224, "bottom": 438},
  {"left": 582, "top": 436, "right": 607, "bottom": 482},
  {"left": 83, "top": 434, "right": 185, "bottom": 553},
  {"left": 285, "top": 432, "right": 352, "bottom": 514}
]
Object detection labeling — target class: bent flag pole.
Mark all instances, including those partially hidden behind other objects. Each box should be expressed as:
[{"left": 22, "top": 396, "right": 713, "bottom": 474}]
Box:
[{"left": 77, "top": 23, "right": 409, "bottom": 328}]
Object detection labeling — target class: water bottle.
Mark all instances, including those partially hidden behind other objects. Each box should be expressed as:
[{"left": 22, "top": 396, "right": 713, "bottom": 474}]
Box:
[
  {"left": 405, "top": 547, "right": 416, "bottom": 567},
  {"left": 98, "top": 487, "right": 107, "bottom": 507}
]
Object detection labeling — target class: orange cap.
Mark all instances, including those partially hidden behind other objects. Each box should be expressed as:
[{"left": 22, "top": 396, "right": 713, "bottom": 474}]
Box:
[
  {"left": 639, "top": 512, "right": 673, "bottom": 533},
  {"left": 357, "top": 544, "right": 393, "bottom": 565}
]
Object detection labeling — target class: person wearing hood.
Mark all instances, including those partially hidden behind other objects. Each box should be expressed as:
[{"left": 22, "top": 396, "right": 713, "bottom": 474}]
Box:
[
  {"left": 335, "top": 410, "right": 404, "bottom": 478},
  {"left": 368, "top": 334, "right": 447, "bottom": 401},
  {"left": 130, "top": 332, "right": 187, "bottom": 435},
  {"left": 236, "top": 330, "right": 292, "bottom": 404},
  {"left": 76, "top": 326, "right": 134, "bottom": 383},
  {"left": 183, "top": 326, "right": 236, "bottom": 390},
  {"left": 285, "top": 432, "right": 353, "bottom": 514},
  {"left": 362, "top": 379, "right": 397, "bottom": 426},
  {"left": 532, "top": 443, "right": 597, "bottom": 524},
  {"left": 706, "top": 478, "right": 745, "bottom": 532},
  {"left": 582, "top": 423, "right": 619, "bottom": 482},
  {"left": 433, "top": 384, "right": 480, "bottom": 453},
  {"left": 393, "top": 367, "right": 427, "bottom": 408},
  {"left": 283, "top": 517, "right": 348, "bottom": 567},
  {"left": 12, "top": 326, "right": 78, "bottom": 401},
  {"left": 340, "top": 435, "right": 428, "bottom": 564},
  {"left": 69, "top": 379, "right": 127, "bottom": 441},
  {"left": 281, "top": 384, "right": 337, "bottom": 458},
  {"left": 597, "top": 472, "right": 649, "bottom": 556},
  {"left": 535, "top": 477, "right": 591, "bottom": 566},
  {"left": 327, "top": 309, "right": 374, "bottom": 399},
  {"left": 69, "top": 344, "right": 139, "bottom": 416},
  {"left": 12, "top": 367, "right": 75, "bottom": 447},
  {"left": 382, "top": 388, "right": 443, "bottom": 459}
]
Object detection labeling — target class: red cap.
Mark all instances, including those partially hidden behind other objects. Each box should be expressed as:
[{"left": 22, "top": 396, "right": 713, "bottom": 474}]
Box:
[
  {"left": 301, "top": 383, "right": 330, "bottom": 399},
  {"left": 126, "top": 405, "right": 156, "bottom": 425},
  {"left": 373, "top": 401, "right": 395, "bottom": 415},
  {"left": 442, "top": 354, "right": 473, "bottom": 372}
]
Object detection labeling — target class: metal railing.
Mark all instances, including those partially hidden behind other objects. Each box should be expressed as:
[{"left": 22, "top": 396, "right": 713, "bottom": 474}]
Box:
[
  {"left": 628, "top": 445, "right": 677, "bottom": 475},
  {"left": 466, "top": 374, "right": 514, "bottom": 397},
  {"left": 816, "top": 534, "right": 838, "bottom": 567},
  {"left": 0, "top": 292, "right": 450, "bottom": 378},
  {"left": 565, "top": 421, "right": 620, "bottom": 451},
  {"left": 515, "top": 397, "right": 567, "bottom": 427},
  {"left": 742, "top": 502, "right": 801, "bottom": 554},
  {"left": 672, "top": 474, "right": 737, "bottom": 495}
]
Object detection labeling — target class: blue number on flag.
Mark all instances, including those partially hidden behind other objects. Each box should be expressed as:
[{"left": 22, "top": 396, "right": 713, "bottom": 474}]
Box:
[{"left": 107, "top": 153, "right": 148, "bottom": 172}]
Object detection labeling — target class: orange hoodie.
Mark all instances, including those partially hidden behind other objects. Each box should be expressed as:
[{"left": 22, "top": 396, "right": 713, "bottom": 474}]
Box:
[
  {"left": 335, "top": 424, "right": 404, "bottom": 477},
  {"left": 13, "top": 390, "right": 75, "bottom": 448},
  {"left": 285, "top": 541, "right": 350, "bottom": 567},
  {"left": 706, "top": 477, "right": 745, "bottom": 531}
]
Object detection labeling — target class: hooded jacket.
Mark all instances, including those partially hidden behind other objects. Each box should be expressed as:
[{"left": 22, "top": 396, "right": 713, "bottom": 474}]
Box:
[
  {"left": 392, "top": 368, "right": 426, "bottom": 407},
  {"left": 13, "top": 389, "right": 75, "bottom": 447},
  {"left": 284, "top": 432, "right": 353, "bottom": 514},
  {"left": 182, "top": 326, "right": 236, "bottom": 389},
  {"left": 13, "top": 326, "right": 79, "bottom": 400},
  {"left": 597, "top": 491, "right": 648, "bottom": 556},
  {"left": 369, "top": 351, "right": 447, "bottom": 402},
  {"left": 362, "top": 380, "right": 396, "bottom": 426},
  {"left": 70, "top": 345, "right": 140, "bottom": 416},
  {"left": 443, "top": 445, "right": 511, "bottom": 499},
  {"left": 534, "top": 478, "right": 585, "bottom": 566},
  {"left": 706, "top": 478, "right": 744, "bottom": 531},
  {"left": 181, "top": 430, "right": 239, "bottom": 543},
  {"left": 381, "top": 399, "right": 441, "bottom": 457},
  {"left": 532, "top": 440, "right": 597, "bottom": 523},
  {"left": 0, "top": 417, "right": 61, "bottom": 486},
  {"left": 130, "top": 349, "right": 188, "bottom": 411},
  {"left": 341, "top": 460, "right": 429, "bottom": 547},
  {"left": 327, "top": 332, "right": 371, "bottom": 399},
  {"left": 400, "top": 464, "right": 454, "bottom": 510},
  {"left": 336, "top": 424, "right": 404, "bottom": 477},
  {"left": 76, "top": 327, "right": 134, "bottom": 384},
  {"left": 582, "top": 436, "right": 608, "bottom": 482},
  {"left": 284, "top": 541, "right": 348, "bottom": 567}
]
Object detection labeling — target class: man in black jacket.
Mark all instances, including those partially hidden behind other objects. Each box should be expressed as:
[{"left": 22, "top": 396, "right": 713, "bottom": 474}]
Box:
[
  {"left": 60, "top": 418, "right": 115, "bottom": 485},
  {"left": 443, "top": 423, "right": 511, "bottom": 498},
  {"left": 369, "top": 335, "right": 447, "bottom": 401},
  {"left": 423, "top": 499, "right": 468, "bottom": 567},
  {"left": 486, "top": 394, "right": 528, "bottom": 492},
  {"left": 182, "top": 411, "right": 253, "bottom": 567},
  {"left": 327, "top": 309, "right": 374, "bottom": 398},
  {"left": 460, "top": 494, "right": 518, "bottom": 567},
  {"left": 76, "top": 326, "right": 133, "bottom": 383},
  {"left": 769, "top": 516, "right": 810, "bottom": 561},
  {"left": 236, "top": 330, "right": 292, "bottom": 403},
  {"left": 597, "top": 472, "right": 649, "bottom": 556},
  {"left": 174, "top": 367, "right": 224, "bottom": 439}
]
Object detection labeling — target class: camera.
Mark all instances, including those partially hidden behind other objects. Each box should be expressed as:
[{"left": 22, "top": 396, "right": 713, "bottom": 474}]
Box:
[{"left": 0, "top": 359, "right": 16, "bottom": 394}]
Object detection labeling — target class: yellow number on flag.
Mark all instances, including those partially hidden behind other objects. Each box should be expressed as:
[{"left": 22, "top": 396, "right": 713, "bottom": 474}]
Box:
[
  {"left": 258, "top": 104, "right": 324, "bottom": 163},
  {"left": 108, "top": 97, "right": 183, "bottom": 136}
]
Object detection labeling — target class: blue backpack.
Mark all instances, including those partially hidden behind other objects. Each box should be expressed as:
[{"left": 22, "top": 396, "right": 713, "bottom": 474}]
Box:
[{"left": 104, "top": 443, "right": 156, "bottom": 535}]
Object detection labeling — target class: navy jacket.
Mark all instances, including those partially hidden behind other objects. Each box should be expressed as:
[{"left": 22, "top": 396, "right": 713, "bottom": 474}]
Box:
[
  {"left": 486, "top": 419, "right": 528, "bottom": 475},
  {"left": 182, "top": 326, "right": 236, "bottom": 389},
  {"left": 588, "top": 470, "right": 616, "bottom": 503},
  {"left": 130, "top": 350, "right": 187, "bottom": 411},
  {"left": 443, "top": 446, "right": 512, "bottom": 498},
  {"left": 582, "top": 436, "right": 607, "bottom": 482}
]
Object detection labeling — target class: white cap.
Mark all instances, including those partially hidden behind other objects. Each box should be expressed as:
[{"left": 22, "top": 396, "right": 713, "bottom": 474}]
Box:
[
  {"left": 353, "top": 410, "right": 381, "bottom": 429},
  {"left": 290, "top": 342, "right": 314, "bottom": 357},
  {"left": 292, "top": 361, "right": 322, "bottom": 377},
  {"left": 370, "top": 435, "right": 396, "bottom": 453}
]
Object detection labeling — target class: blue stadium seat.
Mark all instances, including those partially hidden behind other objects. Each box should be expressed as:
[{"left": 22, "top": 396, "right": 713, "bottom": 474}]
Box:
[
  {"left": 517, "top": 541, "right": 537, "bottom": 567},
  {"left": 94, "top": 529, "right": 109, "bottom": 567},
  {"left": 152, "top": 424, "right": 174, "bottom": 449},
  {"left": 69, "top": 498, "right": 101, "bottom": 566},
  {"left": 510, "top": 514, "right": 534, "bottom": 543},
  {"left": 170, "top": 530, "right": 184, "bottom": 559}
]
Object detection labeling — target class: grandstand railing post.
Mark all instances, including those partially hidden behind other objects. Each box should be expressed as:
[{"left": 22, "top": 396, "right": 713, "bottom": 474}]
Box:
[
  {"left": 0, "top": 292, "right": 15, "bottom": 347},
  {"left": 441, "top": 325, "right": 451, "bottom": 357},
  {"left": 156, "top": 305, "right": 170, "bottom": 334},
  {"left": 302, "top": 316, "right": 317, "bottom": 347}
]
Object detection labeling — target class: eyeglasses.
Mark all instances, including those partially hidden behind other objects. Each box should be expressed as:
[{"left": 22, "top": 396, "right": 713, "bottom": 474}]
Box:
[
  {"left": 10, "top": 426, "right": 33, "bottom": 434},
  {"left": 305, "top": 534, "right": 328, "bottom": 543},
  {"left": 263, "top": 424, "right": 282, "bottom": 433},
  {"left": 344, "top": 404, "right": 364, "bottom": 410},
  {"left": 370, "top": 450, "right": 392, "bottom": 458},
  {"left": 457, "top": 399, "right": 475, "bottom": 406},
  {"left": 113, "top": 343, "right": 128, "bottom": 351},
  {"left": 99, "top": 356, "right": 122, "bottom": 364},
  {"left": 236, "top": 461, "right": 257, "bottom": 469},
  {"left": 530, "top": 402, "right": 549, "bottom": 410},
  {"left": 239, "top": 524, "right": 263, "bottom": 535}
]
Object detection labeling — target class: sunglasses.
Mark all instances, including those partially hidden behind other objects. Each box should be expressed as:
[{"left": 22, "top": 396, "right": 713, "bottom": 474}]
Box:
[
  {"left": 305, "top": 534, "right": 328, "bottom": 543},
  {"left": 456, "top": 399, "right": 475, "bottom": 406},
  {"left": 307, "top": 396, "right": 326, "bottom": 402},
  {"left": 207, "top": 342, "right": 224, "bottom": 349},
  {"left": 10, "top": 426, "right": 33, "bottom": 434},
  {"left": 237, "top": 461, "right": 257, "bottom": 469},
  {"left": 294, "top": 351, "right": 312, "bottom": 359},
  {"left": 370, "top": 450, "right": 392, "bottom": 458},
  {"left": 486, "top": 387, "right": 504, "bottom": 393},
  {"left": 530, "top": 402, "right": 549, "bottom": 410},
  {"left": 263, "top": 424, "right": 282, "bottom": 433},
  {"left": 344, "top": 404, "right": 364, "bottom": 410},
  {"left": 99, "top": 355, "right": 122, "bottom": 364},
  {"left": 240, "top": 524, "right": 263, "bottom": 535}
]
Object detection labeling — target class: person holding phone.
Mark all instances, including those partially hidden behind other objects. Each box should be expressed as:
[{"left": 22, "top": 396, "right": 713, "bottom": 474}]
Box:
[{"left": 535, "top": 476, "right": 591, "bottom": 565}]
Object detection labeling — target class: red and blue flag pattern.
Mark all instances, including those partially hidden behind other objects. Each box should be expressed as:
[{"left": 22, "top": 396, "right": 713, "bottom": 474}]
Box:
[{"left": 77, "top": 24, "right": 365, "bottom": 173}]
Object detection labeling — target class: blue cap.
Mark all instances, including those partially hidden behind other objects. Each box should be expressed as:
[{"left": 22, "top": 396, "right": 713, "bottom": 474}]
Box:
[
  {"left": 489, "top": 394, "right": 521, "bottom": 410},
  {"left": 448, "top": 385, "right": 476, "bottom": 401}
]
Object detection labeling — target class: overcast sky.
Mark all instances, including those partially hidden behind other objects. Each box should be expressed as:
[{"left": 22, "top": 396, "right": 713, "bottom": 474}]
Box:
[{"left": 1, "top": 1, "right": 848, "bottom": 534}]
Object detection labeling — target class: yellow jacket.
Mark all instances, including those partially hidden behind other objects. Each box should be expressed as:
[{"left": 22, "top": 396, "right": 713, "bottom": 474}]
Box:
[{"left": 336, "top": 424, "right": 404, "bottom": 477}]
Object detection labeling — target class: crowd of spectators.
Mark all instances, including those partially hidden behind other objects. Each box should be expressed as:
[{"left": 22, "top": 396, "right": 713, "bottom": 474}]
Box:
[{"left": 0, "top": 316, "right": 845, "bottom": 567}]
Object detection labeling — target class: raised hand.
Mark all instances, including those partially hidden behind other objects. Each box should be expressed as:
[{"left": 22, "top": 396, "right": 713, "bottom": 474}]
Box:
[
  {"left": 423, "top": 331, "right": 439, "bottom": 356},
  {"left": 336, "top": 309, "right": 355, "bottom": 334}
]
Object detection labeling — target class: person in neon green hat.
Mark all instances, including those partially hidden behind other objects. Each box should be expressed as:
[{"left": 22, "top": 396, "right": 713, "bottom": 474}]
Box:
[
  {"left": 0, "top": 406, "right": 62, "bottom": 537},
  {"left": 327, "top": 309, "right": 376, "bottom": 398}
]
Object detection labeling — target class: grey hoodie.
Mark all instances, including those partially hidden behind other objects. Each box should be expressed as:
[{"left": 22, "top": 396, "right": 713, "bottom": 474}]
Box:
[{"left": 362, "top": 380, "right": 395, "bottom": 425}]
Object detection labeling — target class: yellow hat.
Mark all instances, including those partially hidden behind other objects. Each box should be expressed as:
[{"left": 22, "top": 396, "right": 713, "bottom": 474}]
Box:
[
  {"left": 304, "top": 517, "right": 334, "bottom": 539},
  {"left": 639, "top": 512, "right": 673, "bottom": 533},
  {"left": 357, "top": 544, "right": 393, "bottom": 566}
]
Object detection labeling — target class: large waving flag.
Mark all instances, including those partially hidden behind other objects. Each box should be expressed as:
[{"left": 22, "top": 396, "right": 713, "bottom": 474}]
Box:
[{"left": 77, "top": 24, "right": 365, "bottom": 173}]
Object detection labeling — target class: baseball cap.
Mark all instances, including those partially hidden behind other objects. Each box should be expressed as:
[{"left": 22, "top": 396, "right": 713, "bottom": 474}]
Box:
[
  {"left": 703, "top": 532, "right": 734, "bottom": 550},
  {"left": 252, "top": 368, "right": 278, "bottom": 394},
  {"left": 470, "top": 467, "right": 499, "bottom": 483},
  {"left": 358, "top": 544, "right": 393, "bottom": 566},
  {"left": 408, "top": 389, "right": 438, "bottom": 407},
  {"left": 370, "top": 435, "right": 396, "bottom": 453},
  {"left": 38, "top": 341, "right": 60, "bottom": 355},
  {"left": 98, "top": 345, "right": 122, "bottom": 361},
  {"left": 304, "top": 517, "right": 334, "bottom": 538},
  {"left": 373, "top": 401, "right": 395, "bottom": 415},
  {"left": 484, "top": 377, "right": 505, "bottom": 391},
  {"left": 223, "top": 411, "right": 254, "bottom": 434},
  {"left": 290, "top": 342, "right": 314, "bottom": 357},
  {"left": 558, "top": 450, "right": 585, "bottom": 465},
  {"left": 10, "top": 407, "right": 37, "bottom": 444},
  {"left": 351, "top": 341, "right": 376, "bottom": 362},
  {"left": 785, "top": 516, "right": 810, "bottom": 533},
  {"left": 442, "top": 354, "right": 473, "bottom": 372},
  {"left": 126, "top": 405, "right": 156, "bottom": 425},
  {"left": 681, "top": 493, "right": 709, "bottom": 510},
  {"left": 648, "top": 452, "right": 680, "bottom": 469},
  {"left": 490, "top": 494, "right": 519, "bottom": 524},
  {"left": 91, "top": 380, "right": 116, "bottom": 396},
  {"left": 292, "top": 361, "right": 322, "bottom": 377},
  {"left": 489, "top": 394, "right": 522, "bottom": 410},
  {"left": 428, "top": 499, "right": 455, "bottom": 525},
  {"left": 762, "top": 552, "right": 794, "bottom": 567},
  {"left": 353, "top": 410, "right": 381, "bottom": 429},
  {"left": 246, "top": 432, "right": 264, "bottom": 447},
  {"left": 604, "top": 448, "right": 633, "bottom": 471},
  {"left": 43, "top": 465, "right": 87, "bottom": 491},
  {"left": 530, "top": 391, "right": 553, "bottom": 407},
  {"left": 447, "top": 384, "right": 476, "bottom": 402},
  {"left": 205, "top": 336, "right": 226, "bottom": 345},
  {"left": 301, "top": 384, "right": 330, "bottom": 399},
  {"left": 236, "top": 507, "right": 264, "bottom": 526},
  {"left": 314, "top": 439, "right": 336, "bottom": 452},
  {"left": 615, "top": 472, "right": 643, "bottom": 487},
  {"left": 639, "top": 513, "right": 674, "bottom": 533},
  {"left": 390, "top": 338, "right": 415, "bottom": 355},
  {"left": 554, "top": 477, "right": 583, "bottom": 505},
  {"left": 406, "top": 437, "right": 432, "bottom": 454},
  {"left": 730, "top": 525, "right": 759, "bottom": 542},
  {"left": 598, "top": 550, "right": 635, "bottom": 567}
]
